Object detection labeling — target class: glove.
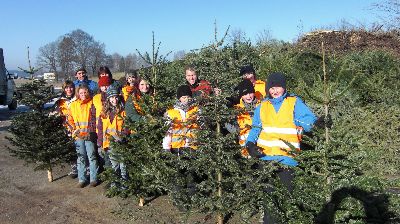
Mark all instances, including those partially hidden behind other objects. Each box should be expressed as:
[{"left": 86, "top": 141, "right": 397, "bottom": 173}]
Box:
[
  {"left": 315, "top": 114, "right": 332, "bottom": 129},
  {"left": 246, "top": 142, "right": 264, "bottom": 158}
]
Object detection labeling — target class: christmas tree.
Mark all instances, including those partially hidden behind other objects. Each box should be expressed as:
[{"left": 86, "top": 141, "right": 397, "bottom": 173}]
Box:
[{"left": 7, "top": 80, "right": 75, "bottom": 182}]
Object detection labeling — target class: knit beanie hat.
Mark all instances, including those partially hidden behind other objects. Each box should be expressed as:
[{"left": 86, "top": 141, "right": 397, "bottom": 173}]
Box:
[
  {"left": 266, "top": 72, "right": 286, "bottom": 91},
  {"left": 176, "top": 85, "right": 193, "bottom": 99},
  {"left": 237, "top": 79, "right": 255, "bottom": 97},
  {"left": 98, "top": 76, "right": 111, "bottom": 87},
  {"left": 106, "top": 87, "right": 119, "bottom": 99},
  {"left": 239, "top": 65, "right": 256, "bottom": 76}
]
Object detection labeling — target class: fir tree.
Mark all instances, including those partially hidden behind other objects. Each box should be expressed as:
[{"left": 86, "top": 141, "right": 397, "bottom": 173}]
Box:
[
  {"left": 101, "top": 33, "right": 174, "bottom": 206},
  {"left": 166, "top": 23, "right": 285, "bottom": 224},
  {"left": 7, "top": 80, "right": 75, "bottom": 182}
]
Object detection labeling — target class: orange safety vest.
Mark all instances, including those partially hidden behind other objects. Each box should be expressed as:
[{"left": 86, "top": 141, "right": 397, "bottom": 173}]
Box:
[
  {"left": 256, "top": 96, "right": 301, "bottom": 157},
  {"left": 102, "top": 111, "right": 126, "bottom": 149},
  {"left": 166, "top": 106, "right": 199, "bottom": 149},
  {"left": 122, "top": 85, "right": 137, "bottom": 102},
  {"left": 92, "top": 93, "right": 103, "bottom": 120},
  {"left": 254, "top": 80, "right": 266, "bottom": 100},
  {"left": 236, "top": 99, "right": 260, "bottom": 157},
  {"left": 68, "top": 98, "right": 94, "bottom": 139},
  {"left": 56, "top": 97, "right": 75, "bottom": 131}
]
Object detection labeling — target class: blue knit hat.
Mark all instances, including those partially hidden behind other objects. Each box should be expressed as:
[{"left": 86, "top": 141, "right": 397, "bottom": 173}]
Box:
[{"left": 106, "top": 87, "right": 120, "bottom": 99}]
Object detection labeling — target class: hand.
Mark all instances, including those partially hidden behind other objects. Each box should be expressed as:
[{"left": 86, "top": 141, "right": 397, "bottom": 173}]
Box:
[{"left": 246, "top": 142, "right": 264, "bottom": 158}]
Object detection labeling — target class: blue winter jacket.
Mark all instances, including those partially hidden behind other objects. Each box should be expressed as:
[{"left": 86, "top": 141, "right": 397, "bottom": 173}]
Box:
[
  {"left": 74, "top": 78, "right": 98, "bottom": 96},
  {"left": 246, "top": 92, "right": 317, "bottom": 166}
]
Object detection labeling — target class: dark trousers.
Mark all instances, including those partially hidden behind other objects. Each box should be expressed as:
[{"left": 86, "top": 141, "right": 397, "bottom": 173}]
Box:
[{"left": 263, "top": 168, "right": 294, "bottom": 224}]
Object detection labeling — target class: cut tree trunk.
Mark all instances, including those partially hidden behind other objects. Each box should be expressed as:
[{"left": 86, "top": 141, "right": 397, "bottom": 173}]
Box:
[
  {"left": 139, "top": 197, "right": 145, "bottom": 207},
  {"left": 47, "top": 169, "right": 53, "bottom": 182}
]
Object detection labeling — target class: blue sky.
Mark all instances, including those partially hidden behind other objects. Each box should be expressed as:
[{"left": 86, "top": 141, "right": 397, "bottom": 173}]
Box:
[{"left": 1, "top": 0, "right": 382, "bottom": 70}]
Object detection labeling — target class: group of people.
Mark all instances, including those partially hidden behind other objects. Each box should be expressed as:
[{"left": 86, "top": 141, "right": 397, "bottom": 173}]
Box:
[
  {"left": 54, "top": 64, "right": 319, "bottom": 223},
  {"left": 54, "top": 66, "right": 153, "bottom": 188}
]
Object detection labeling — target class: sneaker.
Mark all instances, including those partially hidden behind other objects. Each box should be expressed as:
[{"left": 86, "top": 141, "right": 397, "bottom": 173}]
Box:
[
  {"left": 89, "top": 181, "right": 99, "bottom": 187},
  {"left": 77, "top": 182, "right": 86, "bottom": 188}
]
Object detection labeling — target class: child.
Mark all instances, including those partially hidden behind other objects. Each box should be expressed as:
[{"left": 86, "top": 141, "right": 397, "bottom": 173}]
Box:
[
  {"left": 93, "top": 76, "right": 112, "bottom": 168},
  {"left": 245, "top": 72, "right": 317, "bottom": 223},
  {"left": 53, "top": 80, "right": 78, "bottom": 178},
  {"left": 163, "top": 85, "right": 199, "bottom": 154},
  {"left": 121, "top": 70, "right": 139, "bottom": 102},
  {"left": 67, "top": 84, "right": 99, "bottom": 188},
  {"left": 234, "top": 79, "right": 261, "bottom": 157},
  {"left": 98, "top": 87, "right": 127, "bottom": 182}
]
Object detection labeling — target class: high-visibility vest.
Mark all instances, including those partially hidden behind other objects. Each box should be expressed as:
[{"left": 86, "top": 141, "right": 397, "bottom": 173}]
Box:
[
  {"left": 166, "top": 106, "right": 199, "bottom": 149},
  {"left": 236, "top": 99, "right": 260, "bottom": 147},
  {"left": 68, "top": 99, "right": 94, "bottom": 139},
  {"left": 102, "top": 111, "right": 126, "bottom": 149},
  {"left": 257, "top": 96, "right": 301, "bottom": 157},
  {"left": 122, "top": 85, "right": 137, "bottom": 102},
  {"left": 56, "top": 97, "right": 75, "bottom": 131},
  {"left": 93, "top": 93, "right": 104, "bottom": 120},
  {"left": 254, "top": 80, "right": 266, "bottom": 100}
]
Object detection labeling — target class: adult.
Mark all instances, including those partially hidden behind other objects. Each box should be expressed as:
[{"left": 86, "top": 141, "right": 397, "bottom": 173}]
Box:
[
  {"left": 245, "top": 72, "right": 317, "bottom": 223},
  {"left": 184, "top": 65, "right": 213, "bottom": 99},
  {"left": 97, "top": 66, "right": 122, "bottom": 92},
  {"left": 73, "top": 68, "right": 98, "bottom": 96}
]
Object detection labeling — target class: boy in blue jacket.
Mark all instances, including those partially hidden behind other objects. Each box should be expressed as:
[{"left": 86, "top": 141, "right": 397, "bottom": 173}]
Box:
[{"left": 245, "top": 72, "right": 318, "bottom": 223}]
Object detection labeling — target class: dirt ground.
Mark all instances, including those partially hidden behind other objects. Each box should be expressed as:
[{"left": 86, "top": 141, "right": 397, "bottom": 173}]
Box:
[{"left": 0, "top": 106, "right": 255, "bottom": 224}]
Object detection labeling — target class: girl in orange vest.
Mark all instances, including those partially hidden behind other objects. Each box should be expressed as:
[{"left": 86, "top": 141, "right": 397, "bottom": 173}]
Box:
[
  {"left": 121, "top": 70, "right": 138, "bottom": 102},
  {"left": 98, "top": 87, "right": 128, "bottom": 182},
  {"left": 67, "top": 84, "right": 99, "bottom": 188},
  {"left": 93, "top": 76, "right": 112, "bottom": 168},
  {"left": 53, "top": 80, "right": 77, "bottom": 178},
  {"left": 124, "top": 76, "right": 153, "bottom": 122},
  {"left": 163, "top": 85, "right": 199, "bottom": 154}
]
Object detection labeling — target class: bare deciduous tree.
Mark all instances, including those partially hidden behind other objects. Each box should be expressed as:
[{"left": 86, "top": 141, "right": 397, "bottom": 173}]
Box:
[
  {"left": 37, "top": 41, "right": 58, "bottom": 80},
  {"left": 173, "top": 50, "right": 186, "bottom": 60}
]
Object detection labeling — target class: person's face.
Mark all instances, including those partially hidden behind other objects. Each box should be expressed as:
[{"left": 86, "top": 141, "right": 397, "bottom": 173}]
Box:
[
  {"left": 78, "top": 88, "right": 89, "bottom": 101},
  {"left": 241, "top": 92, "right": 255, "bottom": 104},
  {"left": 75, "top": 71, "right": 86, "bottom": 81},
  {"left": 127, "top": 76, "right": 136, "bottom": 86},
  {"left": 109, "top": 96, "right": 118, "bottom": 106},
  {"left": 268, "top": 87, "right": 285, "bottom": 98},
  {"left": 139, "top": 80, "right": 150, "bottom": 93},
  {"left": 243, "top": 73, "right": 255, "bottom": 82},
  {"left": 64, "top": 86, "right": 74, "bottom": 97},
  {"left": 99, "top": 72, "right": 109, "bottom": 78},
  {"left": 100, "top": 85, "right": 109, "bottom": 92},
  {"left": 185, "top": 70, "right": 197, "bottom": 85},
  {"left": 179, "top": 95, "right": 191, "bottom": 104}
]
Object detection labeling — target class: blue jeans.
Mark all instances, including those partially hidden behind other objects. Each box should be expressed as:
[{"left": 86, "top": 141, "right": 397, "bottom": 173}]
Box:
[
  {"left": 75, "top": 139, "right": 99, "bottom": 183},
  {"left": 109, "top": 148, "right": 127, "bottom": 180}
]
